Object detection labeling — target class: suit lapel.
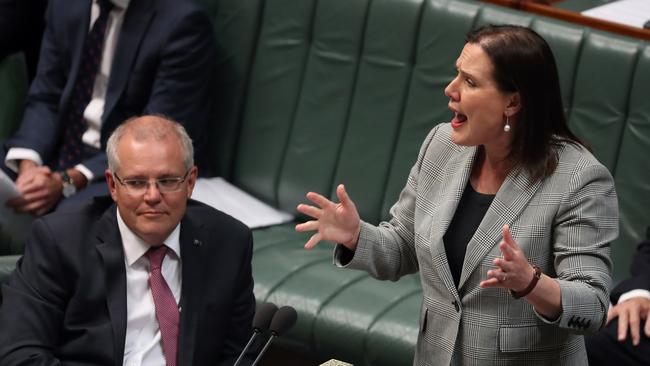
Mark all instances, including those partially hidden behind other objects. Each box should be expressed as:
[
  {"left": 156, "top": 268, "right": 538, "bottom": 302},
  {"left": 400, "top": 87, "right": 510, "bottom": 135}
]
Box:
[
  {"left": 178, "top": 211, "right": 208, "bottom": 366},
  {"left": 94, "top": 205, "right": 127, "bottom": 366},
  {"left": 103, "top": 0, "right": 155, "bottom": 120},
  {"left": 428, "top": 146, "right": 477, "bottom": 298},
  {"left": 457, "top": 166, "right": 543, "bottom": 291}
]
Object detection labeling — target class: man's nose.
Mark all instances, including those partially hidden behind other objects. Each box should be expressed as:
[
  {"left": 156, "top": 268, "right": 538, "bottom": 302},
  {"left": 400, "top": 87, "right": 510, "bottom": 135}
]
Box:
[{"left": 143, "top": 182, "right": 162, "bottom": 201}]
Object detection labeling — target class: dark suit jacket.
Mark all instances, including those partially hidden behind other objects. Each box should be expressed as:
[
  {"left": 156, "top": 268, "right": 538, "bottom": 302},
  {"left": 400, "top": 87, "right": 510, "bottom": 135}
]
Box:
[
  {"left": 3, "top": 0, "right": 217, "bottom": 176},
  {"left": 611, "top": 226, "right": 650, "bottom": 303},
  {"left": 0, "top": 197, "right": 256, "bottom": 366}
]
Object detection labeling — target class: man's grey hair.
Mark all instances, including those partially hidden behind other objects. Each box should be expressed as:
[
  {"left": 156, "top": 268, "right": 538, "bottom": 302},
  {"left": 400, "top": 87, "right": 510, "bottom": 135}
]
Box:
[{"left": 106, "top": 115, "right": 194, "bottom": 172}]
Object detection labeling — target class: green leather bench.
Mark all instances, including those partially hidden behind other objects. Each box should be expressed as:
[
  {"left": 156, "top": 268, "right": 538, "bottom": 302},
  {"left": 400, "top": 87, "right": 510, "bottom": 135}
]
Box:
[{"left": 2, "top": 0, "right": 650, "bottom": 364}]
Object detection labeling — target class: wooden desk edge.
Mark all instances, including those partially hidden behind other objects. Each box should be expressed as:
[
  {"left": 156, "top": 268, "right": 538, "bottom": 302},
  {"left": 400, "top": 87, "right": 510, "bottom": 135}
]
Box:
[{"left": 481, "top": 0, "right": 650, "bottom": 41}]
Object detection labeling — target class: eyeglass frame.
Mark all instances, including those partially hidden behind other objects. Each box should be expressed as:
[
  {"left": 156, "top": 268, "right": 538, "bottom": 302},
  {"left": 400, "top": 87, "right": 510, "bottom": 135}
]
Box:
[{"left": 112, "top": 170, "right": 191, "bottom": 194}]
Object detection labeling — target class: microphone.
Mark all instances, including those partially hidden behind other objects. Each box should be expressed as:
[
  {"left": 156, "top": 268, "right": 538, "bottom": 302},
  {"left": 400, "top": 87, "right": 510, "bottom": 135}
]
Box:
[
  {"left": 233, "top": 302, "right": 278, "bottom": 366},
  {"left": 250, "top": 305, "right": 298, "bottom": 366}
]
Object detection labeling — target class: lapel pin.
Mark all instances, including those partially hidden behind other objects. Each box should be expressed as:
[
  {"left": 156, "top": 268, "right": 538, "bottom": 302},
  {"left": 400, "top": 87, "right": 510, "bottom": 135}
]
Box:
[{"left": 193, "top": 239, "right": 202, "bottom": 247}]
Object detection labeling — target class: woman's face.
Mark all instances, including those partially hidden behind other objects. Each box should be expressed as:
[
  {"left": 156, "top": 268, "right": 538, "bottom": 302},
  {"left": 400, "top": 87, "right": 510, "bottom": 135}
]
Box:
[{"left": 444, "top": 43, "right": 516, "bottom": 150}]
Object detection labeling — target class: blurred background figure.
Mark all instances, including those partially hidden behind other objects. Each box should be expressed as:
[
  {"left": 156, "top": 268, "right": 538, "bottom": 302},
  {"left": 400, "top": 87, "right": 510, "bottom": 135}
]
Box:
[
  {"left": 586, "top": 226, "right": 650, "bottom": 365},
  {"left": 1, "top": 0, "right": 218, "bottom": 221}
]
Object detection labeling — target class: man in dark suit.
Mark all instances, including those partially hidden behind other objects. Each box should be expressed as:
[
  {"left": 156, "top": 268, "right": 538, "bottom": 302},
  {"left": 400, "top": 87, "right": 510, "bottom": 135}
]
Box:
[
  {"left": 586, "top": 227, "right": 650, "bottom": 365},
  {"left": 2, "top": 0, "right": 217, "bottom": 216},
  {"left": 0, "top": 116, "right": 255, "bottom": 365}
]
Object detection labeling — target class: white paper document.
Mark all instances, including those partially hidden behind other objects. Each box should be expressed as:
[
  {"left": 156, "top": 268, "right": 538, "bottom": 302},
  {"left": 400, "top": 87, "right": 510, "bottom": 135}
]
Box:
[
  {"left": 191, "top": 177, "right": 294, "bottom": 229},
  {"left": 0, "top": 169, "right": 20, "bottom": 204},
  {"left": 0, "top": 169, "right": 33, "bottom": 244},
  {"left": 581, "top": 0, "right": 650, "bottom": 29}
]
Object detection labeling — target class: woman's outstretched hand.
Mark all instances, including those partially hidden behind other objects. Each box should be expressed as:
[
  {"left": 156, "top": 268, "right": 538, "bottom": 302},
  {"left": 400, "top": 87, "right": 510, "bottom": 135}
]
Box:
[{"left": 295, "top": 184, "right": 361, "bottom": 251}]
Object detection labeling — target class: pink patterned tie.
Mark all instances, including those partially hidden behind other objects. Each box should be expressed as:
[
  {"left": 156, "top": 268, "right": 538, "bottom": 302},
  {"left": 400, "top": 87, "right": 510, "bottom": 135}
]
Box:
[{"left": 147, "top": 245, "right": 179, "bottom": 366}]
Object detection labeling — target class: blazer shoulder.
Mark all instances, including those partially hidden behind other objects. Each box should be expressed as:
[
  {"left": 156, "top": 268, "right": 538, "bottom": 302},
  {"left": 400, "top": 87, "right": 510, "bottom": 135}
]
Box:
[
  {"left": 185, "top": 199, "right": 251, "bottom": 236},
  {"left": 554, "top": 142, "right": 615, "bottom": 182},
  {"left": 39, "top": 196, "right": 114, "bottom": 231}
]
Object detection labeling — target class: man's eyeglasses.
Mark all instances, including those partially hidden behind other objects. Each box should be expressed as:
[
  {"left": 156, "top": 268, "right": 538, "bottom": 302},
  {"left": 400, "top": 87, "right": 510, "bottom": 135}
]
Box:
[{"left": 113, "top": 171, "right": 190, "bottom": 195}]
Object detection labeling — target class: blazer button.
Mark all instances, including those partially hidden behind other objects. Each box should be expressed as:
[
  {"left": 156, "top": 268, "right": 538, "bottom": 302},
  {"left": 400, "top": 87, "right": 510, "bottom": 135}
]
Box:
[{"left": 452, "top": 300, "right": 460, "bottom": 312}]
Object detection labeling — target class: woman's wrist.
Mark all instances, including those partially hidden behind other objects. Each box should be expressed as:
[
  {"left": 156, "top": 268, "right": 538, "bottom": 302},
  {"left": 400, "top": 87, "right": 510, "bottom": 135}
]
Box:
[{"left": 510, "top": 265, "right": 541, "bottom": 299}]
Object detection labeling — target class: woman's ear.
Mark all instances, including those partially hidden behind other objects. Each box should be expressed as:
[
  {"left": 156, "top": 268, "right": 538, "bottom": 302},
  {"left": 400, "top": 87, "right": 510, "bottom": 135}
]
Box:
[{"left": 505, "top": 92, "right": 522, "bottom": 117}]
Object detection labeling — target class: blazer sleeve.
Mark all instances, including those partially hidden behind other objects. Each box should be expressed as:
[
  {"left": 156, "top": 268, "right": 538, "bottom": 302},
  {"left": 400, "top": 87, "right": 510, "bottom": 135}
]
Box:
[
  {"left": 610, "top": 227, "right": 650, "bottom": 303},
  {"left": 3, "top": 0, "right": 67, "bottom": 162},
  {"left": 339, "top": 124, "right": 443, "bottom": 281},
  {"left": 551, "top": 158, "right": 618, "bottom": 334},
  {"left": 0, "top": 218, "right": 68, "bottom": 366},
  {"left": 139, "top": 7, "right": 218, "bottom": 177}
]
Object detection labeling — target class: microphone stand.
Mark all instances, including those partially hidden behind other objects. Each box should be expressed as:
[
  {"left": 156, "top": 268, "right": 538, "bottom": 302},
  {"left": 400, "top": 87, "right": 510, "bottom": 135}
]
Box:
[
  {"left": 250, "top": 332, "right": 277, "bottom": 366},
  {"left": 232, "top": 330, "right": 262, "bottom": 366}
]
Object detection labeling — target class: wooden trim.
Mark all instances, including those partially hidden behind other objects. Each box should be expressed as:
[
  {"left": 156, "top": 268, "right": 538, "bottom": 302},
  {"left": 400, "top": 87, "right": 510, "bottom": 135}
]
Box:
[{"left": 481, "top": 0, "right": 650, "bottom": 41}]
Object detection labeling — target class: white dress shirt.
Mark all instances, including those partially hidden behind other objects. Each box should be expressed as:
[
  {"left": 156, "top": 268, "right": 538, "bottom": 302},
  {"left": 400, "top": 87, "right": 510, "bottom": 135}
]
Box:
[
  {"left": 117, "top": 209, "right": 182, "bottom": 366},
  {"left": 5, "top": 0, "right": 131, "bottom": 181}
]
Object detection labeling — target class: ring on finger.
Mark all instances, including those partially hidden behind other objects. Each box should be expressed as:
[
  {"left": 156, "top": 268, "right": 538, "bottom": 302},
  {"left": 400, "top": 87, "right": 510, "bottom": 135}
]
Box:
[{"left": 501, "top": 273, "right": 507, "bottom": 282}]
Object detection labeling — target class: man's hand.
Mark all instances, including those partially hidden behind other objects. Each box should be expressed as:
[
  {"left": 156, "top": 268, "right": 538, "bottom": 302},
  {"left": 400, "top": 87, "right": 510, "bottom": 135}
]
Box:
[
  {"left": 607, "top": 297, "right": 650, "bottom": 346},
  {"left": 6, "top": 164, "right": 63, "bottom": 216}
]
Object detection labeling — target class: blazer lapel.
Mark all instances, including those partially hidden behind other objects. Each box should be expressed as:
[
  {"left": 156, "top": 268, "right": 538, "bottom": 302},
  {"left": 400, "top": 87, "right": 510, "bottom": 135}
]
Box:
[
  {"left": 103, "top": 0, "right": 155, "bottom": 120},
  {"left": 94, "top": 206, "right": 127, "bottom": 366},
  {"left": 457, "top": 166, "right": 543, "bottom": 291},
  {"left": 178, "top": 213, "right": 208, "bottom": 366},
  {"left": 428, "top": 146, "right": 477, "bottom": 298}
]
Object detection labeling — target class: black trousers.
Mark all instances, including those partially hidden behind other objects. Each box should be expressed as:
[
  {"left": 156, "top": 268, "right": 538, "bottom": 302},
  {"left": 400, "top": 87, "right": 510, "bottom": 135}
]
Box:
[{"left": 585, "top": 318, "right": 650, "bottom": 365}]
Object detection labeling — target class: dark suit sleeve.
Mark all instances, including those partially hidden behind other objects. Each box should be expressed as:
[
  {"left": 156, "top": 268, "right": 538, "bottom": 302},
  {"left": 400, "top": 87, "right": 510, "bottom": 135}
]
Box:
[
  {"left": 218, "top": 230, "right": 256, "bottom": 366},
  {"left": 610, "top": 227, "right": 650, "bottom": 303},
  {"left": 140, "top": 7, "right": 217, "bottom": 176},
  {"left": 3, "top": 0, "right": 67, "bottom": 161},
  {"left": 0, "top": 218, "right": 67, "bottom": 366}
]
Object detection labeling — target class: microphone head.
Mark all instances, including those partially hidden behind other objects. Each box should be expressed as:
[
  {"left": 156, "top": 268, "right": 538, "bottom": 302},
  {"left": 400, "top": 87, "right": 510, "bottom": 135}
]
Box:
[
  {"left": 253, "top": 302, "right": 278, "bottom": 332},
  {"left": 269, "top": 306, "right": 297, "bottom": 336}
]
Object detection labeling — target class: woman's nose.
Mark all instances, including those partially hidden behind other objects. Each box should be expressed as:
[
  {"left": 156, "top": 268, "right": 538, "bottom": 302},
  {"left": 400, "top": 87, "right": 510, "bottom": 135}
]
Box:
[{"left": 444, "top": 77, "right": 459, "bottom": 101}]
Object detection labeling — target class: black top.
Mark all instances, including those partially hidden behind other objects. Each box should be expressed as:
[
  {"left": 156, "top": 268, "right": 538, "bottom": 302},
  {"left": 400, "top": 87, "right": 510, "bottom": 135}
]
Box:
[{"left": 443, "top": 183, "right": 495, "bottom": 288}]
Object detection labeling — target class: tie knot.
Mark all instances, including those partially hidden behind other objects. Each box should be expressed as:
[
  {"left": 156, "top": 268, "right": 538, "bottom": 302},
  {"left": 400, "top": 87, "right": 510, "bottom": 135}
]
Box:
[{"left": 147, "top": 245, "right": 168, "bottom": 271}]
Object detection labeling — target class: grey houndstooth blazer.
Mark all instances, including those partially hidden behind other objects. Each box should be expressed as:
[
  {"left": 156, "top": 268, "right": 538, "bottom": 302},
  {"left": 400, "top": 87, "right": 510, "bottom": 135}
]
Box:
[{"left": 340, "top": 123, "right": 618, "bottom": 365}]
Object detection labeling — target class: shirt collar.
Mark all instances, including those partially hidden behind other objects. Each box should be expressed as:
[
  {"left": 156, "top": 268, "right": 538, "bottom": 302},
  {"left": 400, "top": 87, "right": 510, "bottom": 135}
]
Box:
[{"left": 117, "top": 209, "right": 181, "bottom": 266}]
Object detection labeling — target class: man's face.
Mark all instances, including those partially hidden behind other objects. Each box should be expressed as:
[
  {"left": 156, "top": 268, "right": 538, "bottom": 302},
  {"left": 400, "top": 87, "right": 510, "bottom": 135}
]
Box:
[{"left": 106, "top": 133, "right": 197, "bottom": 245}]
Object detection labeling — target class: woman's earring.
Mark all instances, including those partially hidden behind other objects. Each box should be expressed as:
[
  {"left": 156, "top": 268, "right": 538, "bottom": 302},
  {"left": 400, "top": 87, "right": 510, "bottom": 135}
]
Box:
[{"left": 504, "top": 115, "right": 511, "bottom": 132}]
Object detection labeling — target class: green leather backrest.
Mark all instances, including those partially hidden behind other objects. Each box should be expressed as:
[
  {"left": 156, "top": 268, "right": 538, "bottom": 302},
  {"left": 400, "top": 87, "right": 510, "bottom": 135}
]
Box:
[
  {"left": 0, "top": 53, "right": 28, "bottom": 143},
  {"left": 206, "top": 0, "right": 649, "bottom": 281}
]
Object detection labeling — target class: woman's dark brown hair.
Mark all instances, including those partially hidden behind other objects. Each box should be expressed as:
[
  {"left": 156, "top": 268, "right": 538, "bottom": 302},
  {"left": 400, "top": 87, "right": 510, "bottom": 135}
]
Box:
[{"left": 467, "top": 24, "right": 583, "bottom": 181}]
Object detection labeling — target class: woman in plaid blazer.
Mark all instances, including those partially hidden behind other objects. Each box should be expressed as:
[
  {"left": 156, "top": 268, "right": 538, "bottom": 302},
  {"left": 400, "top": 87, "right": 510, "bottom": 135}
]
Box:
[{"left": 296, "top": 25, "right": 618, "bottom": 365}]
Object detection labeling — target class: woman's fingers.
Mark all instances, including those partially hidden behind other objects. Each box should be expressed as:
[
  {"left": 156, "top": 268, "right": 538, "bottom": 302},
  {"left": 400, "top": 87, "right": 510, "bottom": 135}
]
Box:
[
  {"left": 304, "top": 232, "right": 322, "bottom": 249},
  {"left": 295, "top": 220, "right": 319, "bottom": 233},
  {"left": 305, "top": 191, "right": 334, "bottom": 209},
  {"left": 336, "top": 184, "right": 353, "bottom": 207},
  {"left": 297, "top": 203, "right": 322, "bottom": 219}
]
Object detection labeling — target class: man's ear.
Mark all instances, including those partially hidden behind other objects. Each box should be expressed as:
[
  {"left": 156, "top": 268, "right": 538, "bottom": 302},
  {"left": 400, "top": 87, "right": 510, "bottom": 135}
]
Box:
[
  {"left": 186, "top": 166, "right": 198, "bottom": 199},
  {"left": 505, "top": 92, "right": 522, "bottom": 117},
  {"left": 105, "top": 170, "right": 118, "bottom": 201}
]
